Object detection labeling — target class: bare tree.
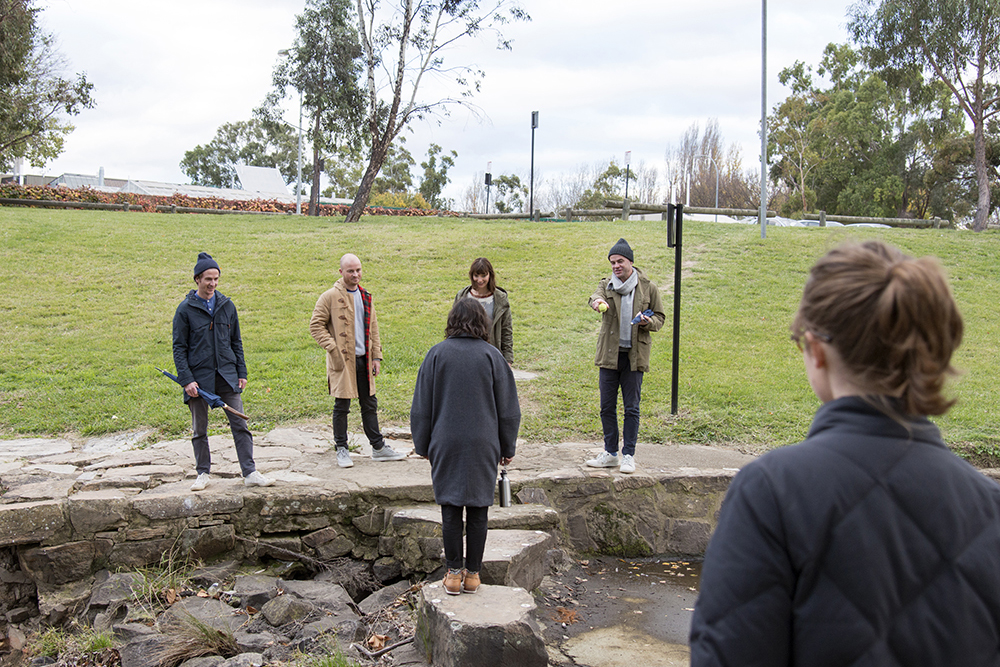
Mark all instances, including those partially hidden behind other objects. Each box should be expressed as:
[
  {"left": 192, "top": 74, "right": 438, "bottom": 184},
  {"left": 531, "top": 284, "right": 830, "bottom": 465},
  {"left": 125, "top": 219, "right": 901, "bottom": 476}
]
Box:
[{"left": 345, "top": 0, "right": 529, "bottom": 222}]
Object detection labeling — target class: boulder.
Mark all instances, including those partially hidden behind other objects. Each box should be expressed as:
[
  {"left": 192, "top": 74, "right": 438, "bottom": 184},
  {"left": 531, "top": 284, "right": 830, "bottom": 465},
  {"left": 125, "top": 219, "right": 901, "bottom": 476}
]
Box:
[
  {"left": 417, "top": 581, "right": 546, "bottom": 667},
  {"left": 260, "top": 594, "right": 316, "bottom": 626}
]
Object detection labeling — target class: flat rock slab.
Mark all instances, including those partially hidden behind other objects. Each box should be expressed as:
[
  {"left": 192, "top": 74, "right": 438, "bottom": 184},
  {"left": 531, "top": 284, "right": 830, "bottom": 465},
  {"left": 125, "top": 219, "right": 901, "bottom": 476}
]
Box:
[
  {"left": 481, "top": 529, "right": 556, "bottom": 592},
  {"left": 418, "top": 581, "right": 546, "bottom": 667}
]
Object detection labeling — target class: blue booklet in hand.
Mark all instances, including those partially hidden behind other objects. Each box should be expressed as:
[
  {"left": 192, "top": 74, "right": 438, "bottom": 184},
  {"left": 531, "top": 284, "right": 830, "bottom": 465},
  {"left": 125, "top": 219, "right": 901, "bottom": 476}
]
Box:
[{"left": 630, "top": 309, "right": 654, "bottom": 324}]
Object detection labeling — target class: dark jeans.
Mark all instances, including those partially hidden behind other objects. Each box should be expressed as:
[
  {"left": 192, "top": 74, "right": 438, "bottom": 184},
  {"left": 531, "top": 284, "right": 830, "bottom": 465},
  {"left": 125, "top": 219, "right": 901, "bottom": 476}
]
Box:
[
  {"left": 441, "top": 505, "right": 489, "bottom": 572},
  {"left": 189, "top": 374, "right": 255, "bottom": 477},
  {"left": 333, "top": 355, "right": 385, "bottom": 450},
  {"left": 599, "top": 349, "right": 644, "bottom": 457}
]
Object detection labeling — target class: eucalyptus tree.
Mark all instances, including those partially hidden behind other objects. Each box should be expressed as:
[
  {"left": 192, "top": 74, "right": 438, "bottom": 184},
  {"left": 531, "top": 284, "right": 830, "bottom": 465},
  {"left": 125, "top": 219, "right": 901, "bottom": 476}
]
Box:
[
  {"left": 419, "top": 143, "right": 457, "bottom": 210},
  {"left": 849, "top": 0, "right": 1000, "bottom": 230},
  {"left": 267, "top": 0, "right": 365, "bottom": 215},
  {"left": 0, "top": 1, "right": 93, "bottom": 171},
  {"left": 345, "top": 0, "right": 530, "bottom": 222}
]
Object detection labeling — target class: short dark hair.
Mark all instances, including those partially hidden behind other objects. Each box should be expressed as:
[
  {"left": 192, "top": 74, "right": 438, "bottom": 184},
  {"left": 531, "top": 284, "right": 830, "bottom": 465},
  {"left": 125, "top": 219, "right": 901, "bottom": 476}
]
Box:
[
  {"left": 468, "top": 257, "right": 496, "bottom": 294},
  {"left": 445, "top": 298, "right": 490, "bottom": 342}
]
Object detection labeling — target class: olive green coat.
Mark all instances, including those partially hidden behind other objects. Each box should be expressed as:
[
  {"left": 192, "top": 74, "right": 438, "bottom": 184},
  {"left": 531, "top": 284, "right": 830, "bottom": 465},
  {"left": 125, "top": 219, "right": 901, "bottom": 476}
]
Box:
[
  {"left": 588, "top": 266, "right": 665, "bottom": 372},
  {"left": 454, "top": 285, "right": 513, "bottom": 364}
]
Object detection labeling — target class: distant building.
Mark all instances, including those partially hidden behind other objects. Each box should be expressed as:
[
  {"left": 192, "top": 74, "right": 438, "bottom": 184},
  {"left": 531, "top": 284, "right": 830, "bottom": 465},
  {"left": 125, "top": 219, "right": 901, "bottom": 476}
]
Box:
[{"left": 2, "top": 165, "right": 352, "bottom": 206}]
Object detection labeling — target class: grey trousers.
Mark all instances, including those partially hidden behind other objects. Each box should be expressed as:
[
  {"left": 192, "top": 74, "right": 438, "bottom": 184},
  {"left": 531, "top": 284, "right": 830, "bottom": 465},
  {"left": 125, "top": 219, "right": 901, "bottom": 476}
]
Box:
[{"left": 188, "top": 378, "right": 255, "bottom": 477}]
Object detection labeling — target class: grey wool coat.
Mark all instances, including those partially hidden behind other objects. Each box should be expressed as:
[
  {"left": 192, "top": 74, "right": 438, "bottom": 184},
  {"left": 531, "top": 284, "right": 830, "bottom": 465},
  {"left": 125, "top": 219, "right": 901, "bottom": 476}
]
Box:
[{"left": 410, "top": 335, "right": 521, "bottom": 507}]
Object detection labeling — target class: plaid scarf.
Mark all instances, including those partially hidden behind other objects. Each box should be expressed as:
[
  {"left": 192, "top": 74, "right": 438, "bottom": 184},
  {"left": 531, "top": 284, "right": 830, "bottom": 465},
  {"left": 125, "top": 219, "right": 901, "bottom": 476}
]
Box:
[{"left": 360, "top": 286, "right": 373, "bottom": 374}]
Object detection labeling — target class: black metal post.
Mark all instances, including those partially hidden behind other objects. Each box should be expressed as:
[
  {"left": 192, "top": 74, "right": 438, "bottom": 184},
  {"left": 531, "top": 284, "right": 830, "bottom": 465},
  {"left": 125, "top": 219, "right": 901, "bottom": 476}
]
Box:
[
  {"left": 530, "top": 111, "right": 538, "bottom": 216},
  {"left": 669, "top": 204, "right": 683, "bottom": 415},
  {"left": 485, "top": 172, "right": 492, "bottom": 214}
]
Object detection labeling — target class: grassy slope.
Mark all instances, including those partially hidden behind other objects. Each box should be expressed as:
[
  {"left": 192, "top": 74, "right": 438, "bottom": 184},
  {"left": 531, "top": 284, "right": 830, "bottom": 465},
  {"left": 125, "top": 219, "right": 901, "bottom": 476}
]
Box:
[{"left": 1, "top": 207, "right": 997, "bottom": 462}]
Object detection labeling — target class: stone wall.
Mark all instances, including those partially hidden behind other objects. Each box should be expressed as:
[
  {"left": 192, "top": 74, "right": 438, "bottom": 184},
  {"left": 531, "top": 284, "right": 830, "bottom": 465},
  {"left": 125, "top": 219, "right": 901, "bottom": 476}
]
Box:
[{"left": 0, "top": 467, "right": 735, "bottom": 623}]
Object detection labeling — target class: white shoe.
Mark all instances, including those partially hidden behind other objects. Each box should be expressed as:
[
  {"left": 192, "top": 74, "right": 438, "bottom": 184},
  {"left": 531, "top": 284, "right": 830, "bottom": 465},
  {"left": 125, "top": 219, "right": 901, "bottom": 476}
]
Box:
[
  {"left": 190, "top": 473, "right": 210, "bottom": 491},
  {"left": 585, "top": 451, "right": 619, "bottom": 468},
  {"left": 620, "top": 454, "right": 636, "bottom": 474},
  {"left": 337, "top": 447, "right": 354, "bottom": 468},
  {"left": 244, "top": 471, "right": 274, "bottom": 487},
  {"left": 371, "top": 443, "right": 406, "bottom": 461}
]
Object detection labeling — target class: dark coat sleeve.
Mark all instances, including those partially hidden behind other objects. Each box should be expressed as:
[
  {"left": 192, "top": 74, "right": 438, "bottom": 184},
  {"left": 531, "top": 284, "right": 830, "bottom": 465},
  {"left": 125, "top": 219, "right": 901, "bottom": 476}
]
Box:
[
  {"left": 229, "top": 306, "right": 246, "bottom": 380},
  {"left": 172, "top": 302, "right": 195, "bottom": 387},
  {"left": 494, "top": 354, "right": 519, "bottom": 459},
  {"left": 689, "top": 462, "right": 793, "bottom": 667},
  {"left": 410, "top": 351, "right": 435, "bottom": 458}
]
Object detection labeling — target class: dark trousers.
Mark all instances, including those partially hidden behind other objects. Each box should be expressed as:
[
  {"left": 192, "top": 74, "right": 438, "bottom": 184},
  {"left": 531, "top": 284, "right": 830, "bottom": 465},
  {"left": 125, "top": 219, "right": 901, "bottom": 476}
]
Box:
[
  {"left": 189, "top": 374, "right": 255, "bottom": 477},
  {"left": 599, "top": 349, "right": 644, "bottom": 457},
  {"left": 333, "top": 355, "right": 385, "bottom": 450},
  {"left": 441, "top": 505, "right": 489, "bottom": 572}
]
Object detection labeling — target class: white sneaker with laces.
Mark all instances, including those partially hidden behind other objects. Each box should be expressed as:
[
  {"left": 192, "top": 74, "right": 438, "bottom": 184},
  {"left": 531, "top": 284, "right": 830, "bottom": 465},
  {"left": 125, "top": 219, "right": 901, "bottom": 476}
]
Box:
[
  {"left": 244, "top": 471, "right": 274, "bottom": 487},
  {"left": 190, "top": 473, "right": 210, "bottom": 491},
  {"left": 620, "top": 454, "right": 636, "bottom": 474},
  {"left": 371, "top": 443, "right": 406, "bottom": 461},
  {"left": 337, "top": 447, "right": 354, "bottom": 468},
  {"left": 585, "top": 451, "right": 620, "bottom": 468}
]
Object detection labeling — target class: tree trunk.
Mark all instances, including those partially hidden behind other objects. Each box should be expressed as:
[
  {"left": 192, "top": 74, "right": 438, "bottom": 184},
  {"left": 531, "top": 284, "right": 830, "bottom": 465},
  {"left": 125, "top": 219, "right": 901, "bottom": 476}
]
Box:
[
  {"left": 309, "top": 113, "right": 322, "bottom": 216},
  {"left": 972, "top": 115, "right": 991, "bottom": 232},
  {"left": 346, "top": 139, "right": 391, "bottom": 222}
]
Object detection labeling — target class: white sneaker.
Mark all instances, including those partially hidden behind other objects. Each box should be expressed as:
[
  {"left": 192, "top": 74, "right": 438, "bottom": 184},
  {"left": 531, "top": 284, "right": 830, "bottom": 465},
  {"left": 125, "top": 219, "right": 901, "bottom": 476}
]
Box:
[
  {"left": 337, "top": 447, "right": 354, "bottom": 468},
  {"left": 190, "top": 473, "right": 210, "bottom": 491},
  {"left": 586, "top": 451, "right": 619, "bottom": 468},
  {"left": 371, "top": 443, "right": 406, "bottom": 461},
  {"left": 620, "top": 454, "right": 636, "bottom": 474},
  {"left": 244, "top": 471, "right": 274, "bottom": 487}
]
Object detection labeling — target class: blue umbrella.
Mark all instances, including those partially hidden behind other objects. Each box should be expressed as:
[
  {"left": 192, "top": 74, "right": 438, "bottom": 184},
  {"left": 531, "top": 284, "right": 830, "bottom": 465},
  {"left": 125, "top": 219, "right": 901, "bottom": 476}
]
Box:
[{"left": 156, "top": 367, "right": 250, "bottom": 421}]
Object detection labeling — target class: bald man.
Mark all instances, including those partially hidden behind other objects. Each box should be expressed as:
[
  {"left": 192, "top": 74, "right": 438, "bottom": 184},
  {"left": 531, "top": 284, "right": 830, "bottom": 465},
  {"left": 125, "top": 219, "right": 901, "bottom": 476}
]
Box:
[{"left": 310, "top": 254, "right": 405, "bottom": 467}]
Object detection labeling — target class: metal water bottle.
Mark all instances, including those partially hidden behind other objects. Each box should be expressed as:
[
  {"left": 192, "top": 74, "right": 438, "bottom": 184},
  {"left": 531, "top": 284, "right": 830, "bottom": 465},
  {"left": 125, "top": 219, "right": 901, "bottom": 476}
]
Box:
[{"left": 499, "top": 466, "right": 512, "bottom": 507}]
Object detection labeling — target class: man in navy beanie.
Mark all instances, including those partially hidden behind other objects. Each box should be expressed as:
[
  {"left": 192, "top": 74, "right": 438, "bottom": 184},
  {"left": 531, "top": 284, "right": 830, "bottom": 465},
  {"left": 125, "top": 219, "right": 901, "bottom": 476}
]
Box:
[{"left": 173, "top": 252, "right": 273, "bottom": 491}]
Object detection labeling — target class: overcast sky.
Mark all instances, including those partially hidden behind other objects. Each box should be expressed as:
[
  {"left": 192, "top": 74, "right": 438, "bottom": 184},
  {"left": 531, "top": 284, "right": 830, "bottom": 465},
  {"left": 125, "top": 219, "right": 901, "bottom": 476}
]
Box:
[{"left": 37, "top": 0, "right": 853, "bottom": 206}]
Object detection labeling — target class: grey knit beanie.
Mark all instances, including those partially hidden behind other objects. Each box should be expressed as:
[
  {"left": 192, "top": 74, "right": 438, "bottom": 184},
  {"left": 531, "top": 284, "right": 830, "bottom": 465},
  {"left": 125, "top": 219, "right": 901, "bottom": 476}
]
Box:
[{"left": 608, "top": 238, "right": 633, "bottom": 263}]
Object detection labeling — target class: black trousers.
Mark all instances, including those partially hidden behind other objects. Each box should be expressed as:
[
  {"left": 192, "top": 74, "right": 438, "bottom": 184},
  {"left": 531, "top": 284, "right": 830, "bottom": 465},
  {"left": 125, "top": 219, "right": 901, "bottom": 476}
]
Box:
[
  {"left": 441, "top": 505, "right": 489, "bottom": 572},
  {"left": 332, "top": 355, "right": 385, "bottom": 450}
]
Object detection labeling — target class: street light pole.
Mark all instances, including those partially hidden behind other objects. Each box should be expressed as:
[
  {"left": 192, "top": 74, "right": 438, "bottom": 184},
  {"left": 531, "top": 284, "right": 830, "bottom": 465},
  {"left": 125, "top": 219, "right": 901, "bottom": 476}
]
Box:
[
  {"left": 695, "top": 154, "right": 719, "bottom": 221},
  {"left": 530, "top": 111, "right": 538, "bottom": 218},
  {"left": 296, "top": 90, "right": 303, "bottom": 216},
  {"left": 278, "top": 49, "right": 304, "bottom": 216},
  {"left": 759, "top": 0, "right": 768, "bottom": 238}
]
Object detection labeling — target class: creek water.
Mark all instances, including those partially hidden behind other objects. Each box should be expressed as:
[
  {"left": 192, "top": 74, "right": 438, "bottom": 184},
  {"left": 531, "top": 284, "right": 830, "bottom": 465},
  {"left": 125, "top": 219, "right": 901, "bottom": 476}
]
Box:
[{"left": 539, "top": 556, "right": 702, "bottom": 666}]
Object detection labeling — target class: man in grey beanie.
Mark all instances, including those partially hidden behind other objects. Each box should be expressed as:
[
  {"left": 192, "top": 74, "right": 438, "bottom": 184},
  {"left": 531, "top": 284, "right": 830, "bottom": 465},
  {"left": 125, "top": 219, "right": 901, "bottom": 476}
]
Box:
[
  {"left": 586, "top": 238, "right": 665, "bottom": 473},
  {"left": 173, "top": 252, "right": 273, "bottom": 491}
]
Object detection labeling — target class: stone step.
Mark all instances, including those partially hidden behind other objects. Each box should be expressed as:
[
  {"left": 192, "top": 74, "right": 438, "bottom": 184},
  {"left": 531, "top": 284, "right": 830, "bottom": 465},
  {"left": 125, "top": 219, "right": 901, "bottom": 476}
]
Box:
[
  {"left": 382, "top": 504, "right": 559, "bottom": 590},
  {"left": 417, "top": 581, "right": 546, "bottom": 667}
]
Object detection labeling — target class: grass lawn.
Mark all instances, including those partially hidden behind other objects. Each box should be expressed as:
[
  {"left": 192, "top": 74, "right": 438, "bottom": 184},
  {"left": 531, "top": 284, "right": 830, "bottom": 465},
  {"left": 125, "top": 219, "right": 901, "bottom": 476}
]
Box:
[{"left": 2, "top": 206, "right": 998, "bottom": 463}]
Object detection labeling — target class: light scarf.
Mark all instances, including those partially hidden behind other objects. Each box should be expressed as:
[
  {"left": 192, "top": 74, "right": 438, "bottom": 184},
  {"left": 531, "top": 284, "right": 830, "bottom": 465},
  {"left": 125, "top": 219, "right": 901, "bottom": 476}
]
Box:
[{"left": 610, "top": 270, "right": 638, "bottom": 348}]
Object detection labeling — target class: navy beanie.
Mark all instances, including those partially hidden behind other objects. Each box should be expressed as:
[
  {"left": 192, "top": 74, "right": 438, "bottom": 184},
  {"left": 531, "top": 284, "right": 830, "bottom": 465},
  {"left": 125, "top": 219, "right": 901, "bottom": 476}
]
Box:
[
  {"left": 608, "top": 238, "right": 633, "bottom": 263},
  {"left": 193, "top": 252, "right": 220, "bottom": 277}
]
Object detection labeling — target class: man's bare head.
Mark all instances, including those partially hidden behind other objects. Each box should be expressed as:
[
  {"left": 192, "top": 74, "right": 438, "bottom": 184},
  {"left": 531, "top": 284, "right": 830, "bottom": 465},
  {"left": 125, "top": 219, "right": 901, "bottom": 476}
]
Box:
[{"left": 339, "top": 254, "right": 363, "bottom": 289}]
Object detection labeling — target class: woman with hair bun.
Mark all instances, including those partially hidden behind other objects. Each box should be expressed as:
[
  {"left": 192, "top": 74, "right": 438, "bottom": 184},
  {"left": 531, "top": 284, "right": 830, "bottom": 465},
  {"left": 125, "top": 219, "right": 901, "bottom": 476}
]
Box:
[{"left": 691, "top": 240, "right": 1000, "bottom": 666}]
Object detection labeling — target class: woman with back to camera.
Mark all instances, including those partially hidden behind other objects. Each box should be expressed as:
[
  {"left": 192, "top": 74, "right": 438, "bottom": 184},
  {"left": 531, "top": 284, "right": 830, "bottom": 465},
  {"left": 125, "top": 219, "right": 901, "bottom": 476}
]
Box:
[
  {"left": 411, "top": 298, "right": 521, "bottom": 595},
  {"left": 690, "top": 240, "right": 1000, "bottom": 666},
  {"left": 455, "top": 257, "right": 513, "bottom": 365}
]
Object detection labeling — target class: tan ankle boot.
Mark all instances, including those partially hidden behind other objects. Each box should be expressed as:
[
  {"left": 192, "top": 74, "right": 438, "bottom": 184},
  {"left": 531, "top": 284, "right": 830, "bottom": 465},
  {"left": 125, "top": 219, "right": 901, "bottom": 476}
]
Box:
[
  {"left": 443, "top": 569, "right": 464, "bottom": 595},
  {"left": 462, "top": 571, "right": 480, "bottom": 594}
]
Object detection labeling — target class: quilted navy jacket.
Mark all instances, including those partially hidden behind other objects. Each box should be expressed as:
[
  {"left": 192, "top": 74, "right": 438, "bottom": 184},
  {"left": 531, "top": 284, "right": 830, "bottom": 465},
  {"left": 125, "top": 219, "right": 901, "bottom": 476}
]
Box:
[{"left": 690, "top": 396, "right": 1000, "bottom": 666}]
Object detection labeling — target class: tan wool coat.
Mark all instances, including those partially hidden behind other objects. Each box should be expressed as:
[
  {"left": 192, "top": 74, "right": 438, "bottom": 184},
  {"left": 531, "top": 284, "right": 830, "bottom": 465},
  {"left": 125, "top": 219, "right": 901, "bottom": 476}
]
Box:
[{"left": 309, "top": 278, "right": 382, "bottom": 398}]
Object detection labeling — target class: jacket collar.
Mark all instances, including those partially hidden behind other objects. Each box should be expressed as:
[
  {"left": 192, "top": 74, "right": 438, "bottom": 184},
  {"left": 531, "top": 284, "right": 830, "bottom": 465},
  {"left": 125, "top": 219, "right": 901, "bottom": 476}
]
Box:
[{"left": 807, "top": 395, "right": 942, "bottom": 446}]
